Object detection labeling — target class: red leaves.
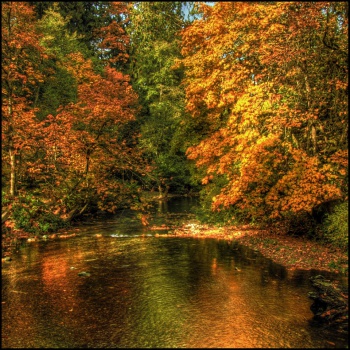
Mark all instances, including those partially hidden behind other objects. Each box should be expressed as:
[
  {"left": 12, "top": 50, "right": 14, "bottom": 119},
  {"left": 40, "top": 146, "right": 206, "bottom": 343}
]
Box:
[
  {"left": 36, "top": 53, "right": 144, "bottom": 213},
  {"left": 93, "top": 2, "right": 130, "bottom": 64},
  {"left": 2, "top": 2, "right": 47, "bottom": 195}
]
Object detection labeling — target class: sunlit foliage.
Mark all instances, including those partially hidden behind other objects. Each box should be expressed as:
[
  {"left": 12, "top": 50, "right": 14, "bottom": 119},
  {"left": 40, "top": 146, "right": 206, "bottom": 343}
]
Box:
[
  {"left": 180, "top": 2, "right": 348, "bottom": 223},
  {"left": 1, "top": 1, "right": 348, "bottom": 235}
]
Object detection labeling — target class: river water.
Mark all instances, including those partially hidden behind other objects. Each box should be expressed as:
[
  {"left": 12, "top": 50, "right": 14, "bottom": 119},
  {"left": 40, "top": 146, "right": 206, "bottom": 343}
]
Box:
[{"left": 1, "top": 197, "right": 347, "bottom": 348}]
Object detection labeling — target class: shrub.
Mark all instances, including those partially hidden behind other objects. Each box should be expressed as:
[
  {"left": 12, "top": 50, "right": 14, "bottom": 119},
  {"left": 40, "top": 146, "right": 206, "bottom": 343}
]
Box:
[
  {"left": 38, "top": 212, "right": 67, "bottom": 233},
  {"left": 12, "top": 195, "right": 42, "bottom": 233},
  {"left": 12, "top": 194, "right": 68, "bottom": 235},
  {"left": 2, "top": 191, "right": 10, "bottom": 205},
  {"left": 323, "top": 201, "right": 348, "bottom": 251}
]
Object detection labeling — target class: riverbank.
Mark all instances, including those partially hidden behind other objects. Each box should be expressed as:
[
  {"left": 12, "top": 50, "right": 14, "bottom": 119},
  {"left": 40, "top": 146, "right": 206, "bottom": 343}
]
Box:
[
  {"left": 3, "top": 223, "right": 348, "bottom": 274},
  {"left": 3, "top": 220, "right": 348, "bottom": 277},
  {"left": 163, "top": 222, "right": 348, "bottom": 276}
]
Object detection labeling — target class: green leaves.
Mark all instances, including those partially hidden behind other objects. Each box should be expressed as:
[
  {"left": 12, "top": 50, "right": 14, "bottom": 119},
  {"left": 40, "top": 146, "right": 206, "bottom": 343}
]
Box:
[{"left": 128, "top": 2, "right": 193, "bottom": 194}]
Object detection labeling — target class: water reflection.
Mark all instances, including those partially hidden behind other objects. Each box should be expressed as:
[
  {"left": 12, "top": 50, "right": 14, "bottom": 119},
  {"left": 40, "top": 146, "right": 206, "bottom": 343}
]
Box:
[{"left": 2, "top": 198, "right": 347, "bottom": 348}]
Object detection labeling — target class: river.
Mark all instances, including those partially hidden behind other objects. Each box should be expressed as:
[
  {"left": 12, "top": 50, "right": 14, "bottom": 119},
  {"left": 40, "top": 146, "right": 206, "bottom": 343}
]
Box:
[{"left": 1, "top": 197, "right": 347, "bottom": 348}]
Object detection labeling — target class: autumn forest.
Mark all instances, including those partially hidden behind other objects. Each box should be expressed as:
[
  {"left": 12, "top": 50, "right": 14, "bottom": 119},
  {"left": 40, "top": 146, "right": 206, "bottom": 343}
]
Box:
[{"left": 2, "top": 2, "right": 348, "bottom": 250}]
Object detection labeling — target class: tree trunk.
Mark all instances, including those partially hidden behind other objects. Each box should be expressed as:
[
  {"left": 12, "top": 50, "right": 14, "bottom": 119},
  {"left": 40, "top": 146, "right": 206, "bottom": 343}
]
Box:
[
  {"left": 85, "top": 151, "right": 90, "bottom": 184},
  {"left": 311, "top": 124, "right": 317, "bottom": 155},
  {"left": 8, "top": 95, "right": 17, "bottom": 197},
  {"left": 158, "top": 184, "right": 169, "bottom": 199},
  {"left": 9, "top": 148, "right": 16, "bottom": 197},
  {"left": 2, "top": 209, "right": 11, "bottom": 223},
  {"left": 158, "top": 184, "right": 163, "bottom": 198},
  {"left": 63, "top": 202, "right": 89, "bottom": 223}
]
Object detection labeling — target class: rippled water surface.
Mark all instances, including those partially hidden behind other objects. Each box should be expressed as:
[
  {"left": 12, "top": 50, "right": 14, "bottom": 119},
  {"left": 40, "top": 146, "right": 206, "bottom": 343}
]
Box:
[{"left": 2, "top": 197, "right": 347, "bottom": 348}]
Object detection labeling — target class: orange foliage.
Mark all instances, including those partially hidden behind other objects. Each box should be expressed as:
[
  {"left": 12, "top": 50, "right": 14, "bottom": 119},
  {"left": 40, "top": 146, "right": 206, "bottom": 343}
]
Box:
[
  {"left": 94, "top": 2, "right": 130, "bottom": 65},
  {"left": 180, "top": 2, "right": 348, "bottom": 221},
  {"left": 39, "top": 54, "right": 144, "bottom": 212},
  {"left": 2, "top": 1, "right": 46, "bottom": 195}
]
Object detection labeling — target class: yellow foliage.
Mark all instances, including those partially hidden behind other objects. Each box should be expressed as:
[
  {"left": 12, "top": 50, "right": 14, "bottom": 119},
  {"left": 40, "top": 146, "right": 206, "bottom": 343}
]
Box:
[{"left": 179, "top": 1, "right": 348, "bottom": 222}]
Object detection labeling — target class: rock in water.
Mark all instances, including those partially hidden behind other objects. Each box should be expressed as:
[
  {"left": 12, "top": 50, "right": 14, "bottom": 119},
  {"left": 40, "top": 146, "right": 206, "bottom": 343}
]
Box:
[
  {"left": 309, "top": 275, "right": 348, "bottom": 334},
  {"left": 78, "top": 271, "right": 91, "bottom": 277}
]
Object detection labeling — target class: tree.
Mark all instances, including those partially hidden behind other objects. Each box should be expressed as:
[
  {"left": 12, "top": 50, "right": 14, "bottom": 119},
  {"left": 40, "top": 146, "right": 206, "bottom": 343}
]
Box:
[
  {"left": 2, "top": 1, "right": 45, "bottom": 197},
  {"left": 39, "top": 53, "right": 144, "bottom": 216},
  {"left": 32, "top": 1, "right": 131, "bottom": 69},
  {"left": 33, "top": 2, "right": 107, "bottom": 56},
  {"left": 34, "top": 4, "right": 82, "bottom": 121},
  {"left": 180, "top": 2, "right": 348, "bottom": 224},
  {"left": 128, "top": 2, "right": 195, "bottom": 197},
  {"left": 93, "top": 1, "right": 131, "bottom": 71}
]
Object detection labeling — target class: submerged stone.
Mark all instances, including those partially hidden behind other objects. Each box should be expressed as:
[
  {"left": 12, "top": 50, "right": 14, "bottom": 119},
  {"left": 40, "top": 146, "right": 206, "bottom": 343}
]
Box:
[{"left": 78, "top": 271, "right": 91, "bottom": 277}]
